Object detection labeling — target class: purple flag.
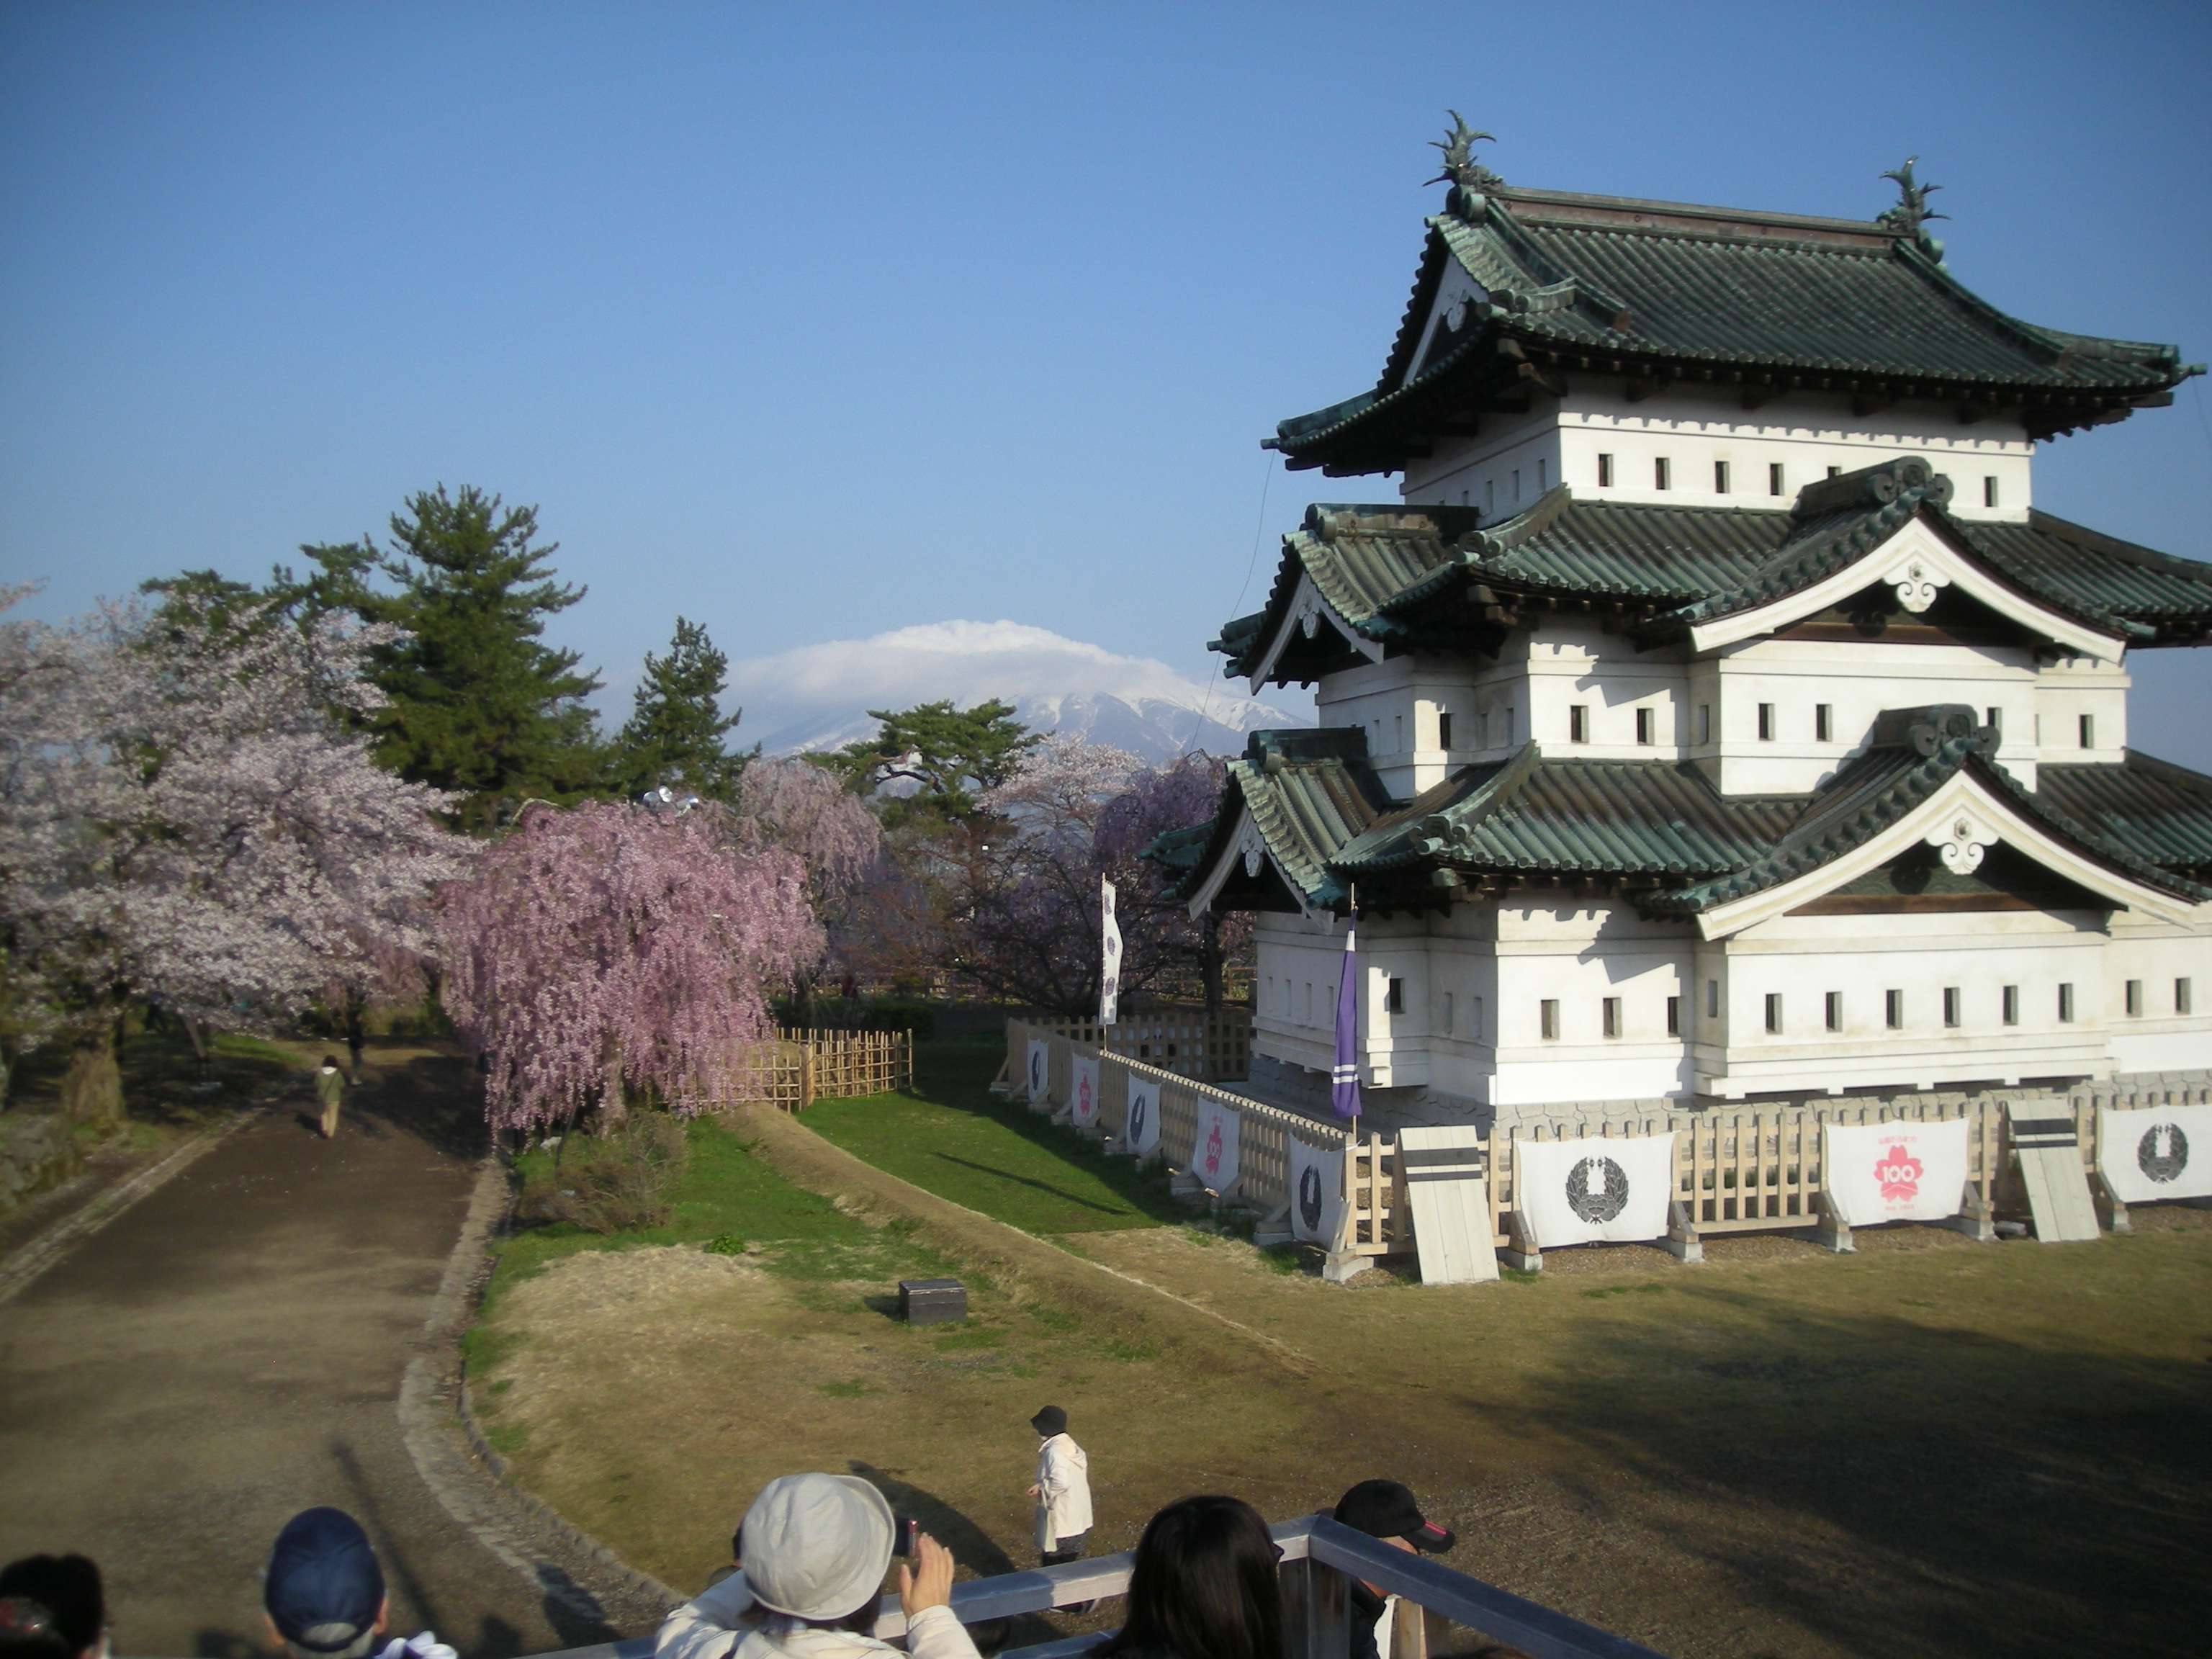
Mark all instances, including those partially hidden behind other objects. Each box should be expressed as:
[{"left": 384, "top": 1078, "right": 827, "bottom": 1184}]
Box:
[{"left": 1331, "top": 917, "right": 1362, "bottom": 1119}]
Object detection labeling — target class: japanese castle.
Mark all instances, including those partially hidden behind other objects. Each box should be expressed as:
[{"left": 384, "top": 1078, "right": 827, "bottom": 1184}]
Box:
[{"left": 1161, "top": 125, "right": 2212, "bottom": 1125}]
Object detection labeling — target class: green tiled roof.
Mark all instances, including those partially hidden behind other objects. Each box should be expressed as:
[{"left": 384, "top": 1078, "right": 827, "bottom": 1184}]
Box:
[
  {"left": 1334, "top": 747, "right": 1797, "bottom": 878},
  {"left": 1171, "top": 718, "right": 2212, "bottom": 917},
  {"left": 1215, "top": 475, "right": 2212, "bottom": 683},
  {"left": 2034, "top": 753, "right": 2212, "bottom": 881},
  {"left": 1272, "top": 186, "right": 2198, "bottom": 472},
  {"left": 1169, "top": 728, "right": 1394, "bottom": 909}
]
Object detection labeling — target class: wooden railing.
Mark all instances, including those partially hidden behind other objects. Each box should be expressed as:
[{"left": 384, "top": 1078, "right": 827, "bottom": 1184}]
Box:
[
  {"left": 529, "top": 1511, "right": 1667, "bottom": 1659},
  {"left": 707, "top": 1029, "right": 914, "bottom": 1111}
]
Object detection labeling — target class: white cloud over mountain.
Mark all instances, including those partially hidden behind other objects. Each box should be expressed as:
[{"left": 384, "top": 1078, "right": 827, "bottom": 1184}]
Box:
[{"left": 728, "top": 619, "right": 1309, "bottom": 763}]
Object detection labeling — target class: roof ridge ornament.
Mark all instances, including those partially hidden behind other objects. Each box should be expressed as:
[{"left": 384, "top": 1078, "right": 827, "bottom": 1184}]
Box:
[
  {"left": 1426, "top": 112, "right": 1503, "bottom": 217},
  {"left": 1876, "top": 156, "right": 1948, "bottom": 263}
]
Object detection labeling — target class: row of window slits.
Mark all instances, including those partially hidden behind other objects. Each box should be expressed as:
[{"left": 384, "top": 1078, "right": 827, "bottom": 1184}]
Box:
[
  {"left": 1593, "top": 454, "right": 2004, "bottom": 509},
  {"left": 1563, "top": 703, "right": 2100, "bottom": 750},
  {"left": 1272, "top": 979, "right": 2194, "bottom": 1042}
]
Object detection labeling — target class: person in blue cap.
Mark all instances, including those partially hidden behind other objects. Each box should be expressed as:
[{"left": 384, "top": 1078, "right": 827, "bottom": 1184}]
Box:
[{"left": 261, "top": 1509, "right": 452, "bottom": 1659}]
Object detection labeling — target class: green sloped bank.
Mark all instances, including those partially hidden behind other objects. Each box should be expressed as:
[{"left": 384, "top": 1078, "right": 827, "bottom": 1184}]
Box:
[{"left": 798, "top": 1040, "right": 1184, "bottom": 1235}]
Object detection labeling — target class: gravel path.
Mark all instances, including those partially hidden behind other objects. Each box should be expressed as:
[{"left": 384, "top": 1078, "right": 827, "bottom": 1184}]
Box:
[{"left": 0, "top": 1046, "right": 667, "bottom": 1659}]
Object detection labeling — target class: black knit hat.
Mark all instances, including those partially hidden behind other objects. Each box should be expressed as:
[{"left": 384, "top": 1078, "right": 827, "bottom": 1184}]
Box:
[
  {"left": 1334, "top": 1480, "right": 1455, "bottom": 1553},
  {"left": 1030, "top": 1405, "right": 1067, "bottom": 1436}
]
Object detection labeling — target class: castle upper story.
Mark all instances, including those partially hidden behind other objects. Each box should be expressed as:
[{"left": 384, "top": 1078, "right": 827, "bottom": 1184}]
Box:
[{"left": 1209, "top": 139, "right": 2208, "bottom": 807}]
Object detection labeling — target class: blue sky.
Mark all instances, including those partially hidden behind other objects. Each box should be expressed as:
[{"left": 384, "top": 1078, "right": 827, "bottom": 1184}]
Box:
[{"left": 4, "top": 2, "right": 2211, "bottom": 763}]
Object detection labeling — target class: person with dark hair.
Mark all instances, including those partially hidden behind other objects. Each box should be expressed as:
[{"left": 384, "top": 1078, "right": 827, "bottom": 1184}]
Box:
[
  {"left": 1092, "top": 1495, "right": 1283, "bottom": 1659},
  {"left": 1331, "top": 1480, "right": 1456, "bottom": 1659},
  {"left": 655, "top": 1473, "right": 981, "bottom": 1659},
  {"left": 1025, "top": 1406, "right": 1092, "bottom": 1568},
  {"left": 315, "top": 1057, "right": 348, "bottom": 1139},
  {"left": 263, "top": 1509, "right": 451, "bottom": 1659},
  {"left": 0, "top": 1555, "right": 106, "bottom": 1659}
]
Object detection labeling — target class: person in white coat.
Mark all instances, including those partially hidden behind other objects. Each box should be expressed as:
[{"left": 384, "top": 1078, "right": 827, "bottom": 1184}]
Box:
[
  {"left": 655, "top": 1474, "right": 979, "bottom": 1659},
  {"left": 1025, "top": 1406, "right": 1092, "bottom": 1568}
]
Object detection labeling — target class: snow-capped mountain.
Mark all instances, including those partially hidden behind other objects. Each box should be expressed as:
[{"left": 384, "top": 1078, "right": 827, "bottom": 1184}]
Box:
[
  {"left": 730, "top": 619, "right": 1310, "bottom": 764},
  {"left": 759, "top": 686, "right": 1303, "bottom": 764}
]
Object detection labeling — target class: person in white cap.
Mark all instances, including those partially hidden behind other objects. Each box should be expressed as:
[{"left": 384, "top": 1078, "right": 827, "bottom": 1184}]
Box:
[{"left": 655, "top": 1473, "right": 980, "bottom": 1659}]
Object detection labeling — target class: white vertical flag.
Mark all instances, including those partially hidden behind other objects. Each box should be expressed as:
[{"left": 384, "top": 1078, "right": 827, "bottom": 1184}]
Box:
[{"left": 1100, "top": 876, "right": 1123, "bottom": 1025}]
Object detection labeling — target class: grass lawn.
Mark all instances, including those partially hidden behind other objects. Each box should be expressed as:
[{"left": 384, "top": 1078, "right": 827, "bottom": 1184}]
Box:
[
  {"left": 467, "top": 1056, "right": 2212, "bottom": 1659},
  {"left": 474, "top": 1116, "right": 966, "bottom": 1382},
  {"left": 799, "top": 1040, "right": 1184, "bottom": 1235},
  {"left": 10, "top": 1027, "right": 302, "bottom": 1138}
]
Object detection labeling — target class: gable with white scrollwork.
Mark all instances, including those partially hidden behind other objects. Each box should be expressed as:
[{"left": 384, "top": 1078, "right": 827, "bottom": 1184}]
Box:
[{"left": 1687, "top": 517, "right": 2126, "bottom": 662}]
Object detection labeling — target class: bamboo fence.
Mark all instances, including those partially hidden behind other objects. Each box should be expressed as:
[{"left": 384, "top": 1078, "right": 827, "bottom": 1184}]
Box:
[{"left": 716, "top": 1028, "right": 915, "bottom": 1111}]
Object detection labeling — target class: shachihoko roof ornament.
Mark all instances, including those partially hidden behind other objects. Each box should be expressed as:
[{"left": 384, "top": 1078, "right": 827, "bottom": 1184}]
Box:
[
  {"left": 1876, "top": 155, "right": 1948, "bottom": 262},
  {"left": 1426, "top": 112, "right": 1501, "bottom": 212}
]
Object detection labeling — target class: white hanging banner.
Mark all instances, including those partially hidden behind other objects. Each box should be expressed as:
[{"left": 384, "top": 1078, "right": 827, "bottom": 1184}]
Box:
[
  {"left": 1821, "top": 1117, "right": 1972, "bottom": 1226},
  {"left": 1515, "top": 1133, "right": 1677, "bottom": 1248},
  {"left": 2099, "top": 1103, "right": 2212, "bottom": 1204},
  {"left": 1124, "top": 1074, "right": 1161, "bottom": 1156},
  {"left": 1188, "top": 1096, "right": 1242, "bottom": 1194},
  {"left": 1100, "top": 877, "right": 1122, "bottom": 1026},
  {"left": 1287, "top": 1135, "right": 1343, "bottom": 1245},
  {"left": 1069, "top": 1054, "right": 1100, "bottom": 1128},
  {"left": 1025, "top": 1038, "right": 1051, "bottom": 1107}
]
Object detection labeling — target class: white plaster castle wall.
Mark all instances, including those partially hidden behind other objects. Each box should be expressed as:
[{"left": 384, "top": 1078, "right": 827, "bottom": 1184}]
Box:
[
  {"left": 1314, "top": 655, "right": 1481, "bottom": 799},
  {"left": 1401, "top": 386, "right": 2033, "bottom": 526},
  {"left": 1249, "top": 896, "right": 2212, "bottom": 1110},
  {"left": 1691, "top": 909, "right": 2121, "bottom": 1097},
  {"left": 1692, "top": 635, "right": 2050, "bottom": 793},
  {"left": 2033, "top": 655, "right": 2131, "bottom": 765}
]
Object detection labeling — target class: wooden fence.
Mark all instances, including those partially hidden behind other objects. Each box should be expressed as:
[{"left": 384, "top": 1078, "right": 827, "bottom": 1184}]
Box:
[
  {"left": 1484, "top": 1095, "right": 2004, "bottom": 1246},
  {"left": 1018, "top": 1010, "right": 1251, "bottom": 1085},
  {"left": 1007, "top": 1020, "right": 2200, "bottom": 1268},
  {"left": 713, "top": 1028, "right": 914, "bottom": 1110},
  {"left": 1006, "top": 1019, "right": 1405, "bottom": 1257}
]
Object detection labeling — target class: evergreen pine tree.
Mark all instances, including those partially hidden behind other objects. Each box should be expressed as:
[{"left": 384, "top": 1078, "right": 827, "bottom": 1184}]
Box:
[
  {"left": 298, "top": 485, "right": 604, "bottom": 827},
  {"left": 616, "top": 616, "right": 750, "bottom": 803}
]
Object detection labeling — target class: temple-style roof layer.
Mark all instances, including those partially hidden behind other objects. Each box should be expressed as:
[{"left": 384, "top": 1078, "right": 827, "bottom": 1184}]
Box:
[
  {"left": 1215, "top": 464, "right": 2212, "bottom": 685},
  {"left": 2035, "top": 753, "right": 2212, "bottom": 882},
  {"left": 1271, "top": 186, "right": 2198, "bottom": 472},
  {"left": 1155, "top": 716, "right": 2212, "bottom": 922}
]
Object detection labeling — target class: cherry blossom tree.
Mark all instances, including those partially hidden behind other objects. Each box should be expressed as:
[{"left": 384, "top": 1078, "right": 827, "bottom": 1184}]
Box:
[
  {"left": 935, "top": 738, "right": 1246, "bottom": 1015},
  {"left": 0, "top": 590, "right": 471, "bottom": 1123},
  {"left": 434, "top": 800, "right": 821, "bottom": 1134},
  {"left": 1095, "top": 752, "right": 1251, "bottom": 1008},
  {"left": 733, "top": 756, "right": 883, "bottom": 902}
]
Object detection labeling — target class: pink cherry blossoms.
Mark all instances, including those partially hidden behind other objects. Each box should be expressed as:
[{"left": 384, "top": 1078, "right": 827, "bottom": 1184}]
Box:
[
  {"left": 0, "top": 588, "right": 470, "bottom": 1117},
  {"left": 435, "top": 799, "right": 822, "bottom": 1133}
]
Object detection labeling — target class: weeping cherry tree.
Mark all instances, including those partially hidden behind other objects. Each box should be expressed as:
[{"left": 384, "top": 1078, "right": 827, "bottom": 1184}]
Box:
[{"left": 436, "top": 800, "right": 822, "bottom": 1135}]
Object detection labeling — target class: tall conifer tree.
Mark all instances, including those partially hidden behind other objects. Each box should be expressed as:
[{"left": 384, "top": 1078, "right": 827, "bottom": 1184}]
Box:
[
  {"left": 616, "top": 616, "right": 750, "bottom": 803},
  {"left": 298, "top": 485, "right": 604, "bottom": 827}
]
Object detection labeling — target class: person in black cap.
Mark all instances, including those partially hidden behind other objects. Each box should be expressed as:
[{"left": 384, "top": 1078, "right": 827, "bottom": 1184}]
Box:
[
  {"left": 1332, "top": 1480, "right": 1455, "bottom": 1659},
  {"left": 262, "top": 1509, "right": 452, "bottom": 1659},
  {"left": 1024, "top": 1406, "right": 1095, "bottom": 1614},
  {"left": 0, "top": 1554, "right": 106, "bottom": 1659},
  {"left": 1024, "top": 1406, "right": 1092, "bottom": 1570}
]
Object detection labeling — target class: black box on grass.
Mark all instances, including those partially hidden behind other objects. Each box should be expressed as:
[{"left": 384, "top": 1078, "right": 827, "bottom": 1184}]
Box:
[{"left": 899, "top": 1277, "right": 966, "bottom": 1325}]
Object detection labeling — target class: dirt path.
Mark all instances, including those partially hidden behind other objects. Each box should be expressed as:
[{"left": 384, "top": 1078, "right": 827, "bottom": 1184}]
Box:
[{"left": 0, "top": 1045, "right": 643, "bottom": 1659}]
